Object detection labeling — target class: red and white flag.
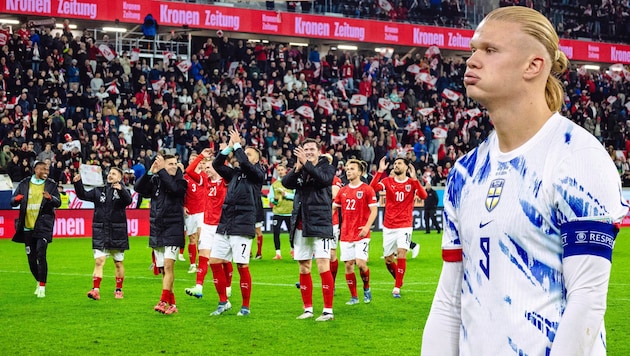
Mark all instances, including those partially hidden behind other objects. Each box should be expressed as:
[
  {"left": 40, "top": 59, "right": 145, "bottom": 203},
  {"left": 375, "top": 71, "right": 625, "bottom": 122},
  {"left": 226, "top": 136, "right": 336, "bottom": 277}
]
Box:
[
  {"left": 106, "top": 81, "right": 119, "bottom": 94},
  {"left": 425, "top": 46, "right": 440, "bottom": 58},
  {"left": 623, "top": 69, "right": 630, "bottom": 81},
  {"left": 336, "top": 80, "right": 348, "bottom": 100},
  {"left": 442, "top": 88, "right": 462, "bottom": 101},
  {"left": 610, "top": 63, "right": 625, "bottom": 72},
  {"left": 296, "top": 105, "right": 314, "bottom": 119},
  {"left": 415, "top": 72, "right": 437, "bottom": 87},
  {"left": 98, "top": 44, "right": 117, "bottom": 62},
  {"left": 350, "top": 94, "right": 367, "bottom": 106},
  {"left": 151, "top": 78, "right": 166, "bottom": 92},
  {"left": 418, "top": 107, "right": 435, "bottom": 117},
  {"left": 269, "top": 97, "right": 284, "bottom": 111},
  {"left": 607, "top": 95, "right": 618, "bottom": 104},
  {"left": 0, "top": 29, "right": 9, "bottom": 46},
  {"left": 267, "top": 83, "right": 274, "bottom": 95},
  {"left": 378, "top": 0, "right": 393, "bottom": 12},
  {"left": 176, "top": 60, "right": 192, "bottom": 73},
  {"left": 163, "top": 51, "right": 177, "bottom": 60},
  {"left": 405, "top": 121, "right": 419, "bottom": 132},
  {"left": 378, "top": 98, "right": 395, "bottom": 111},
  {"left": 608, "top": 70, "right": 622, "bottom": 82},
  {"left": 243, "top": 95, "right": 256, "bottom": 107},
  {"left": 130, "top": 48, "right": 140, "bottom": 64},
  {"left": 466, "top": 108, "right": 482, "bottom": 117},
  {"left": 317, "top": 98, "right": 334, "bottom": 116},
  {"left": 406, "top": 64, "right": 421, "bottom": 74},
  {"left": 330, "top": 133, "right": 347, "bottom": 145}
]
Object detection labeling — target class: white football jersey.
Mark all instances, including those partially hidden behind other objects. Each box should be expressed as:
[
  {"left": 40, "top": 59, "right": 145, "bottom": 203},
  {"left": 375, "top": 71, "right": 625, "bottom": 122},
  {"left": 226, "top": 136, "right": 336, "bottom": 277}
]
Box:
[{"left": 442, "top": 113, "right": 628, "bottom": 355}]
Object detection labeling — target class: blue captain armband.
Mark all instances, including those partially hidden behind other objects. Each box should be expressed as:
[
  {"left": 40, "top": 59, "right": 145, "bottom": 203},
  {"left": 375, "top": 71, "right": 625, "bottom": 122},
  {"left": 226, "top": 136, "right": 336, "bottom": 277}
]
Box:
[{"left": 561, "top": 220, "right": 618, "bottom": 262}]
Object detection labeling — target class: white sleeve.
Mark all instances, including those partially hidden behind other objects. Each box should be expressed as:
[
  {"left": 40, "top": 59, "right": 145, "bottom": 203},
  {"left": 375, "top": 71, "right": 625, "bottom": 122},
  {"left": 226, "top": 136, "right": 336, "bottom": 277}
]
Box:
[
  {"left": 549, "top": 254, "right": 610, "bottom": 356},
  {"left": 421, "top": 261, "right": 463, "bottom": 356}
]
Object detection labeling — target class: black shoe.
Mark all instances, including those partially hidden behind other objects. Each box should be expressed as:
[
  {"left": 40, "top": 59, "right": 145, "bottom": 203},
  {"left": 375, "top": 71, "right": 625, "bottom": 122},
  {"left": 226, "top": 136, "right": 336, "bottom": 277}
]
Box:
[{"left": 425, "top": 231, "right": 430, "bottom": 234}]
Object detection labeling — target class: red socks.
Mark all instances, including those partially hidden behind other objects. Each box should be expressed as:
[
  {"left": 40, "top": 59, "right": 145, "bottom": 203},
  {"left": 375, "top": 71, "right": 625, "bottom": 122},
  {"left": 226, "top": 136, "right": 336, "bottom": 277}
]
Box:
[
  {"left": 238, "top": 266, "right": 252, "bottom": 308},
  {"left": 210, "top": 263, "right": 228, "bottom": 302},
  {"left": 161, "top": 289, "right": 174, "bottom": 303},
  {"left": 196, "top": 256, "right": 209, "bottom": 285},
  {"left": 395, "top": 259, "right": 406, "bottom": 289},
  {"left": 360, "top": 268, "right": 370, "bottom": 290},
  {"left": 188, "top": 244, "right": 197, "bottom": 265},
  {"left": 223, "top": 262, "right": 233, "bottom": 287},
  {"left": 299, "top": 273, "right": 313, "bottom": 309},
  {"left": 115, "top": 277, "right": 124, "bottom": 290},
  {"left": 93, "top": 276, "right": 102, "bottom": 289},
  {"left": 386, "top": 261, "right": 397, "bottom": 278},
  {"left": 330, "top": 259, "right": 339, "bottom": 283},
  {"left": 256, "top": 235, "right": 263, "bottom": 256},
  {"left": 320, "top": 271, "right": 334, "bottom": 309},
  {"left": 346, "top": 273, "right": 358, "bottom": 298}
]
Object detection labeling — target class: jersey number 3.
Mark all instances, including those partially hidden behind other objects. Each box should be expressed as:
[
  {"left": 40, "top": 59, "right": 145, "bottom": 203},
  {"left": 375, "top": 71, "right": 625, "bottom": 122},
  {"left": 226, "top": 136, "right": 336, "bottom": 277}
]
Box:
[{"left": 480, "top": 237, "right": 490, "bottom": 279}]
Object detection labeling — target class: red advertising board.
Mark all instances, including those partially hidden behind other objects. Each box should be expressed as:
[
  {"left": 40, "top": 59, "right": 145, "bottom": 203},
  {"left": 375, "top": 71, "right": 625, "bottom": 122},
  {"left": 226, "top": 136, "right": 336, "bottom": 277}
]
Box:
[
  {"left": 1, "top": 0, "right": 630, "bottom": 64},
  {"left": 0, "top": 209, "right": 150, "bottom": 238}
]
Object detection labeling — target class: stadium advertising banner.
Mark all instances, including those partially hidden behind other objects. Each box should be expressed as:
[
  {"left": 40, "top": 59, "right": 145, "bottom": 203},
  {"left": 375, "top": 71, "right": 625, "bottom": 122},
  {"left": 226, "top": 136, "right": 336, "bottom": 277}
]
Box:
[{"left": 2, "top": 0, "right": 630, "bottom": 63}]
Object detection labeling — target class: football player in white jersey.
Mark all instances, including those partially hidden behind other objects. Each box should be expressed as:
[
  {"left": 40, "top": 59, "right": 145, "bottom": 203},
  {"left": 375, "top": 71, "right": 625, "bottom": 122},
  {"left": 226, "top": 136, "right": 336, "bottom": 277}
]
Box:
[{"left": 422, "top": 6, "right": 629, "bottom": 356}]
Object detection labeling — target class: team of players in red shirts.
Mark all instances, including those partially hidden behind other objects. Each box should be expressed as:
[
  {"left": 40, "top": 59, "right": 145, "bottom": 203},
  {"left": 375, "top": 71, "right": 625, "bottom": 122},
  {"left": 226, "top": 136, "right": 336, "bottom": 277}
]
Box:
[{"left": 179, "top": 147, "right": 429, "bottom": 319}]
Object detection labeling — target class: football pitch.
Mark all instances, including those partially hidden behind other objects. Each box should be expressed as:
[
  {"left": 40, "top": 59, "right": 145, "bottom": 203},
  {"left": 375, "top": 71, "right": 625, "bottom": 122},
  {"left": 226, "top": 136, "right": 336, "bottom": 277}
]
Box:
[{"left": 1, "top": 230, "right": 629, "bottom": 355}]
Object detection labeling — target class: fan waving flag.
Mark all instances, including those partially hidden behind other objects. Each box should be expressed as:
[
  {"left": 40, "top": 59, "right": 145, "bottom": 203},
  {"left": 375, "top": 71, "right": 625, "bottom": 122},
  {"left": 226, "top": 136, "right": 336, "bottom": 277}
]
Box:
[
  {"left": 406, "top": 64, "right": 421, "bottom": 74},
  {"left": 577, "top": 65, "right": 587, "bottom": 76},
  {"left": 176, "top": 60, "right": 192, "bottom": 73},
  {"left": 425, "top": 46, "right": 441, "bottom": 58},
  {"left": 336, "top": 80, "right": 348, "bottom": 100},
  {"left": 350, "top": 94, "right": 367, "bottom": 106},
  {"left": 269, "top": 97, "right": 284, "bottom": 111},
  {"left": 106, "top": 81, "right": 119, "bottom": 94},
  {"left": 330, "top": 133, "right": 347, "bottom": 145},
  {"left": 130, "top": 47, "right": 140, "bottom": 64},
  {"left": 98, "top": 44, "right": 117, "bottom": 62},
  {"left": 466, "top": 108, "right": 482, "bottom": 117},
  {"left": 296, "top": 105, "right": 314, "bottom": 119},
  {"left": 442, "top": 88, "right": 462, "bottom": 101},
  {"left": 151, "top": 78, "right": 166, "bottom": 92},
  {"left": 317, "top": 98, "right": 334, "bottom": 116},
  {"left": 418, "top": 107, "right": 435, "bottom": 117},
  {"left": 607, "top": 96, "right": 618, "bottom": 104},
  {"left": 378, "top": 0, "right": 393, "bottom": 12},
  {"left": 243, "top": 95, "right": 256, "bottom": 107},
  {"left": 163, "top": 51, "right": 177, "bottom": 61},
  {"left": 378, "top": 98, "right": 396, "bottom": 111}
]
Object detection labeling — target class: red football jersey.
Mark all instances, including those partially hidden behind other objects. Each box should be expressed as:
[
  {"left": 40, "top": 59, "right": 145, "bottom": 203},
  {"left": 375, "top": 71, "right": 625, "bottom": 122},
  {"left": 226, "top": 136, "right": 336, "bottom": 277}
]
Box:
[
  {"left": 371, "top": 173, "right": 427, "bottom": 229},
  {"left": 184, "top": 174, "right": 206, "bottom": 214},
  {"left": 333, "top": 182, "right": 377, "bottom": 242},
  {"left": 332, "top": 175, "right": 343, "bottom": 226},
  {"left": 202, "top": 173, "right": 228, "bottom": 226}
]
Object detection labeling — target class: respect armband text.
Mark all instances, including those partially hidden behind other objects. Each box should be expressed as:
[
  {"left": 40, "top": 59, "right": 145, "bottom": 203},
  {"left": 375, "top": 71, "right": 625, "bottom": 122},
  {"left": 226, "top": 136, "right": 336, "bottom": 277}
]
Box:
[{"left": 561, "top": 220, "right": 618, "bottom": 262}]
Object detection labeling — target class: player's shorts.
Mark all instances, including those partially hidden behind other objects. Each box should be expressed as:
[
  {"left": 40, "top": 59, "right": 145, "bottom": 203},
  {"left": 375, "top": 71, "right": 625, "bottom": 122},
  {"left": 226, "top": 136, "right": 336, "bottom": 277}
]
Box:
[
  {"left": 382, "top": 227, "right": 413, "bottom": 257},
  {"left": 330, "top": 224, "right": 340, "bottom": 250},
  {"left": 340, "top": 238, "right": 371, "bottom": 262},
  {"left": 199, "top": 223, "right": 218, "bottom": 251},
  {"left": 93, "top": 248, "right": 125, "bottom": 261},
  {"left": 185, "top": 212, "right": 203, "bottom": 234},
  {"left": 153, "top": 246, "right": 180, "bottom": 267},
  {"left": 211, "top": 234, "right": 252, "bottom": 264},
  {"left": 293, "top": 229, "right": 332, "bottom": 261}
]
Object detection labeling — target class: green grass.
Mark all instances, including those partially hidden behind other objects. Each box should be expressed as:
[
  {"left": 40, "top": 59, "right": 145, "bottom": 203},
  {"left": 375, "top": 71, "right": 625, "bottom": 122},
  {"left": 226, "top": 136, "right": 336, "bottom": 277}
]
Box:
[{"left": 0, "top": 230, "right": 628, "bottom": 355}]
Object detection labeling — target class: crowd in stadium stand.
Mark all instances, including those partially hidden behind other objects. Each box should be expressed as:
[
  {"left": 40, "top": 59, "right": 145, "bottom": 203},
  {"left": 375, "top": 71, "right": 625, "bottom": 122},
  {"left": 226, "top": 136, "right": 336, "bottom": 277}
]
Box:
[{"left": 1, "top": 9, "right": 630, "bottom": 191}]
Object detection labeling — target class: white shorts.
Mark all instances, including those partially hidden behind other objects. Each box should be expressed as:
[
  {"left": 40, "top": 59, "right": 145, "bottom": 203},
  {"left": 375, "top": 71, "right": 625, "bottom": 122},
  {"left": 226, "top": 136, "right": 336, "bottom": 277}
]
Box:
[
  {"left": 293, "top": 229, "right": 332, "bottom": 261},
  {"left": 93, "top": 249, "right": 125, "bottom": 261},
  {"left": 153, "top": 246, "right": 179, "bottom": 267},
  {"left": 185, "top": 212, "right": 203, "bottom": 234},
  {"left": 382, "top": 227, "right": 413, "bottom": 256},
  {"left": 330, "top": 224, "right": 340, "bottom": 250},
  {"left": 211, "top": 234, "right": 252, "bottom": 264},
  {"left": 340, "top": 238, "right": 371, "bottom": 262},
  {"left": 199, "top": 223, "right": 218, "bottom": 251}
]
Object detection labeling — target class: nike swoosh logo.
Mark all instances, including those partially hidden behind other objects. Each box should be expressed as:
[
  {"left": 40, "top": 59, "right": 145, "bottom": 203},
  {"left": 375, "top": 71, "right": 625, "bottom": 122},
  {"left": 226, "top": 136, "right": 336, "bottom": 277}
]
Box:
[{"left": 479, "top": 220, "right": 493, "bottom": 228}]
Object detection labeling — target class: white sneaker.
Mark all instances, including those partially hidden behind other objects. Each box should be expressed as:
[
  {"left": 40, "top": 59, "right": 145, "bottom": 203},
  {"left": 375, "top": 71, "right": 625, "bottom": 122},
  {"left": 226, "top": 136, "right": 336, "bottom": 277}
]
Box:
[
  {"left": 34, "top": 285, "right": 40, "bottom": 295},
  {"left": 36, "top": 287, "right": 46, "bottom": 298},
  {"left": 345, "top": 297, "right": 359, "bottom": 305},
  {"left": 185, "top": 285, "right": 203, "bottom": 298},
  {"left": 296, "top": 311, "right": 314, "bottom": 319},
  {"left": 315, "top": 312, "right": 334, "bottom": 322},
  {"left": 411, "top": 244, "right": 420, "bottom": 259},
  {"left": 187, "top": 264, "right": 197, "bottom": 273},
  {"left": 226, "top": 286, "right": 232, "bottom": 298},
  {"left": 178, "top": 254, "right": 186, "bottom": 261}
]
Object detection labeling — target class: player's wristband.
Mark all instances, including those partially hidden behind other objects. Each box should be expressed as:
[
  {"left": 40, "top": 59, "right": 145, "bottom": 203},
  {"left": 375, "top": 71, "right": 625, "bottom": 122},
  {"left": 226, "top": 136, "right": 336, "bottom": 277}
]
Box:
[{"left": 221, "top": 146, "right": 233, "bottom": 155}]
